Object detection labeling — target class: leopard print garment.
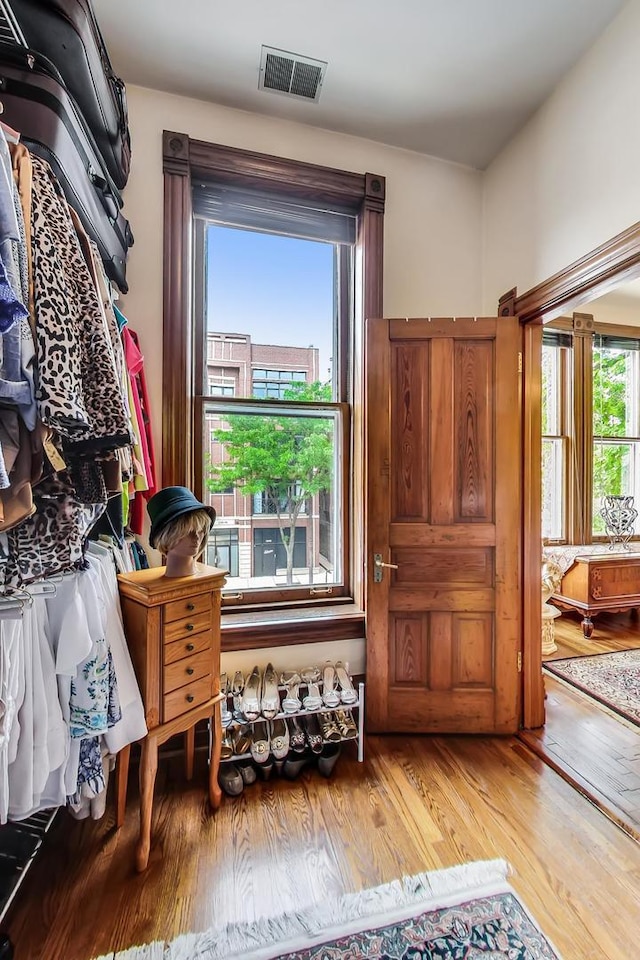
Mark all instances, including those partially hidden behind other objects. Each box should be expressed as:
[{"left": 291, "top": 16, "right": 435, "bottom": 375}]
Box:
[
  {"left": 2, "top": 474, "right": 103, "bottom": 587},
  {"left": 30, "top": 157, "right": 131, "bottom": 453}
]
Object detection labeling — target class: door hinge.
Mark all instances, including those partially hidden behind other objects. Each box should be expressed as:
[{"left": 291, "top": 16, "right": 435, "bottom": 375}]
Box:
[
  {"left": 517, "top": 351, "right": 522, "bottom": 373},
  {"left": 517, "top": 651, "right": 522, "bottom": 672}
]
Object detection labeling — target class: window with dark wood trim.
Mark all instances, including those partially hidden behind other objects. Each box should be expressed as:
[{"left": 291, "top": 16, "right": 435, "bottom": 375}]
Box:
[
  {"left": 542, "top": 317, "right": 640, "bottom": 546},
  {"left": 162, "top": 132, "right": 384, "bottom": 649}
]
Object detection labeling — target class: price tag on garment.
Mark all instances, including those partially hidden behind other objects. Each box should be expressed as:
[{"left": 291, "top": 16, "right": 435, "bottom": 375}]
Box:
[{"left": 43, "top": 436, "right": 67, "bottom": 472}]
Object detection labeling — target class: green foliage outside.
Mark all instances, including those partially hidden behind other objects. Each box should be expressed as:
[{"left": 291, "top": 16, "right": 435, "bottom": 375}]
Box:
[
  {"left": 592, "top": 347, "right": 631, "bottom": 534},
  {"left": 542, "top": 344, "right": 635, "bottom": 538},
  {"left": 206, "top": 381, "right": 333, "bottom": 583}
]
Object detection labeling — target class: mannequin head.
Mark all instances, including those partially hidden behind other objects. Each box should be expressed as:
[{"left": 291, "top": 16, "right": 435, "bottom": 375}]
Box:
[
  {"left": 155, "top": 508, "right": 212, "bottom": 577},
  {"left": 147, "top": 486, "right": 216, "bottom": 578}
]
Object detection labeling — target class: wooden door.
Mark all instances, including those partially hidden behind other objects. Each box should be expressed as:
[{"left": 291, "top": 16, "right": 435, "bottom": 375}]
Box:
[{"left": 365, "top": 317, "right": 522, "bottom": 733}]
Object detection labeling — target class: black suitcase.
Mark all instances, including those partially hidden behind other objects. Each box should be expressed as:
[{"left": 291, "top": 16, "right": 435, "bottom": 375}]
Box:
[
  {"left": 0, "top": 43, "right": 133, "bottom": 292},
  {"left": 2, "top": 0, "right": 131, "bottom": 189}
]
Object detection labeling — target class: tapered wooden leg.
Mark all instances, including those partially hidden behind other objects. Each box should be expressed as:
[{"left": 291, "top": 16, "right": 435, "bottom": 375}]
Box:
[
  {"left": 115, "top": 743, "right": 131, "bottom": 828},
  {"left": 136, "top": 736, "right": 158, "bottom": 872},
  {"left": 185, "top": 726, "right": 195, "bottom": 781},
  {"left": 209, "top": 704, "right": 222, "bottom": 809}
]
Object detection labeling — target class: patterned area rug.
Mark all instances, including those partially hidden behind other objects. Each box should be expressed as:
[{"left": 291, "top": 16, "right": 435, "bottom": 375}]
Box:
[
  {"left": 94, "top": 859, "right": 561, "bottom": 960},
  {"left": 544, "top": 649, "right": 640, "bottom": 725}
]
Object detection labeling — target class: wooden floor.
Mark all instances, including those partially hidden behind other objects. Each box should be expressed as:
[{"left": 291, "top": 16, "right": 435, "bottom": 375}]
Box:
[
  {"left": 522, "top": 608, "right": 640, "bottom": 841},
  {"left": 6, "top": 731, "right": 640, "bottom": 960}
]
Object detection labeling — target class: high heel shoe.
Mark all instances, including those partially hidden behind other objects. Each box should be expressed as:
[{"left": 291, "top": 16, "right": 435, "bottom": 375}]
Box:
[
  {"left": 261, "top": 662, "right": 280, "bottom": 719},
  {"left": 220, "top": 673, "right": 232, "bottom": 728},
  {"left": 220, "top": 728, "right": 235, "bottom": 760},
  {"left": 287, "top": 716, "right": 306, "bottom": 753},
  {"left": 335, "top": 661, "right": 358, "bottom": 705},
  {"left": 232, "top": 723, "right": 253, "bottom": 755},
  {"left": 334, "top": 709, "right": 358, "bottom": 740},
  {"left": 281, "top": 671, "right": 302, "bottom": 713},
  {"left": 317, "top": 743, "right": 342, "bottom": 778},
  {"left": 301, "top": 713, "right": 323, "bottom": 754},
  {"left": 242, "top": 666, "right": 262, "bottom": 721},
  {"left": 318, "top": 711, "right": 342, "bottom": 742},
  {"left": 283, "top": 753, "right": 312, "bottom": 780},
  {"left": 321, "top": 662, "right": 341, "bottom": 708},
  {"left": 231, "top": 670, "right": 245, "bottom": 719},
  {"left": 250, "top": 719, "right": 271, "bottom": 764},
  {"left": 270, "top": 717, "right": 290, "bottom": 759},
  {"left": 301, "top": 666, "right": 323, "bottom": 711}
]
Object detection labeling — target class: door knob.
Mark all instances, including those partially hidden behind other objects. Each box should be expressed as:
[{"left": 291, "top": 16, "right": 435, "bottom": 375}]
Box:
[{"left": 373, "top": 553, "right": 398, "bottom": 582}]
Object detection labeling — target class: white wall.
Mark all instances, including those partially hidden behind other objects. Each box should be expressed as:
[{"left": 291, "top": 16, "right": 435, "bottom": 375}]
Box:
[
  {"left": 482, "top": 0, "right": 640, "bottom": 312},
  {"left": 119, "top": 85, "right": 483, "bottom": 483},
  {"left": 118, "top": 85, "right": 483, "bottom": 670}
]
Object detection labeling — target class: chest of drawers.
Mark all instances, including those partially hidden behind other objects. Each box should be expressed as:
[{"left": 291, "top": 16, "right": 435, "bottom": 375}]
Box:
[{"left": 117, "top": 563, "right": 227, "bottom": 871}]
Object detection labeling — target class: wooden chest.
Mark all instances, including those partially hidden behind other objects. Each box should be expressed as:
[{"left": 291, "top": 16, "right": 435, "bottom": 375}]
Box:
[{"left": 551, "top": 552, "right": 640, "bottom": 638}]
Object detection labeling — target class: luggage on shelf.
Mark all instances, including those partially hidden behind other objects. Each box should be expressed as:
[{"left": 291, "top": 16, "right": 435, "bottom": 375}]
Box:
[
  {"left": 2, "top": 0, "right": 131, "bottom": 189},
  {"left": 0, "top": 43, "right": 133, "bottom": 292}
]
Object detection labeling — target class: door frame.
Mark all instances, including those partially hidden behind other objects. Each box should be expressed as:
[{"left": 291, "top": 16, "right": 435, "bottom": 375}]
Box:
[{"left": 499, "top": 219, "right": 640, "bottom": 728}]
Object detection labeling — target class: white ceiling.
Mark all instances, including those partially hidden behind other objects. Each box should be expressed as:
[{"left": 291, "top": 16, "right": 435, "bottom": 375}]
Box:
[{"left": 92, "top": 0, "right": 627, "bottom": 169}]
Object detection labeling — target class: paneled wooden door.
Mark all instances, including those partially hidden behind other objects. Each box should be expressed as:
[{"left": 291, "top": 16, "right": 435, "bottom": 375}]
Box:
[{"left": 365, "top": 317, "right": 522, "bottom": 733}]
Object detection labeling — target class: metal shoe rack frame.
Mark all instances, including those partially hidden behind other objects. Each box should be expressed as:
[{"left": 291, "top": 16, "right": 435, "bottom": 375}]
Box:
[
  {"left": 0, "top": 809, "right": 58, "bottom": 956},
  {"left": 218, "top": 680, "right": 366, "bottom": 764}
]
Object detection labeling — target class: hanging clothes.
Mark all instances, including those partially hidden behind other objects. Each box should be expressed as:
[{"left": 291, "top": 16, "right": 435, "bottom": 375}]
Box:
[{"left": 30, "top": 155, "right": 131, "bottom": 451}]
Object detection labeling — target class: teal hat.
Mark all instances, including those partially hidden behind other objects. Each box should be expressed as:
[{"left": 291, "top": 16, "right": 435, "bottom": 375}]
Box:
[{"left": 147, "top": 486, "right": 216, "bottom": 549}]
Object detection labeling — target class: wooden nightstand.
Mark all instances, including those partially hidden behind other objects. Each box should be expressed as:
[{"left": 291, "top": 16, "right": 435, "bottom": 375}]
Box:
[{"left": 117, "top": 563, "right": 227, "bottom": 871}]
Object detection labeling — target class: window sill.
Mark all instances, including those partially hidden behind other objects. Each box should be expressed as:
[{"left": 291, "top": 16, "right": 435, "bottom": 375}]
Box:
[{"left": 221, "top": 602, "right": 365, "bottom": 651}]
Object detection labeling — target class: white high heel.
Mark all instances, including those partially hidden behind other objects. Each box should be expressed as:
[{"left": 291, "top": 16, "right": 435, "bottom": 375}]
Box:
[
  {"left": 301, "top": 666, "right": 323, "bottom": 710},
  {"left": 281, "top": 671, "right": 302, "bottom": 713},
  {"left": 335, "top": 661, "right": 358, "bottom": 705},
  {"left": 321, "top": 661, "right": 341, "bottom": 708}
]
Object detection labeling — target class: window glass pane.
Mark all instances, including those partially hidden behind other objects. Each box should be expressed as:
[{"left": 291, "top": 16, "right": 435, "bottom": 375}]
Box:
[
  {"left": 592, "top": 441, "right": 640, "bottom": 535},
  {"left": 206, "top": 225, "right": 336, "bottom": 398},
  {"left": 593, "top": 342, "right": 636, "bottom": 438},
  {"left": 541, "top": 345, "right": 561, "bottom": 435},
  {"left": 542, "top": 438, "right": 564, "bottom": 540},
  {"left": 202, "top": 401, "right": 342, "bottom": 593}
]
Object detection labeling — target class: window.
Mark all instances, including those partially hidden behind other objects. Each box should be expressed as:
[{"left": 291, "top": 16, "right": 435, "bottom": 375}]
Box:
[
  {"left": 541, "top": 330, "right": 570, "bottom": 541},
  {"left": 592, "top": 335, "right": 640, "bottom": 536},
  {"left": 541, "top": 321, "right": 640, "bottom": 545},
  {"left": 197, "top": 202, "right": 351, "bottom": 603},
  {"left": 253, "top": 369, "right": 307, "bottom": 399},
  {"left": 162, "top": 132, "right": 383, "bottom": 642}
]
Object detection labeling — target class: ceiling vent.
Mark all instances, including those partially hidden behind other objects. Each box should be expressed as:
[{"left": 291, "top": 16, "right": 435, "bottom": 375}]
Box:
[
  {"left": 0, "top": 0, "right": 25, "bottom": 45},
  {"left": 259, "top": 46, "right": 326, "bottom": 103}
]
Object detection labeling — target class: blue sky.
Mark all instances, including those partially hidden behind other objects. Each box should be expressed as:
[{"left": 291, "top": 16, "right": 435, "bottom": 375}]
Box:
[{"left": 206, "top": 225, "right": 335, "bottom": 381}]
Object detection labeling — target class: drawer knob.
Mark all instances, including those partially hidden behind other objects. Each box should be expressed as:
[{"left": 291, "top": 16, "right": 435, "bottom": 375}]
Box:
[
  {"left": 186, "top": 667, "right": 194, "bottom": 675},
  {"left": 186, "top": 642, "right": 195, "bottom": 651},
  {"left": 186, "top": 602, "right": 195, "bottom": 611},
  {"left": 186, "top": 694, "right": 195, "bottom": 703},
  {"left": 186, "top": 623, "right": 195, "bottom": 631}
]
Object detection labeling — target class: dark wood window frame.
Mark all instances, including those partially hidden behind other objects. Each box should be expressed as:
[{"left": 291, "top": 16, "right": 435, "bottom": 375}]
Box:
[{"left": 162, "top": 131, "right": 385, "bottom": 651}]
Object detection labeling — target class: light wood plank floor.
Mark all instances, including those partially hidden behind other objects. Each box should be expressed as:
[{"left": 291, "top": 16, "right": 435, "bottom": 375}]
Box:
[
  {"left": 522, "top": 609, "right": 640, "bottom": 841},
  {"left": 6, "top": 732, "right": 640, "bottom": 960}
]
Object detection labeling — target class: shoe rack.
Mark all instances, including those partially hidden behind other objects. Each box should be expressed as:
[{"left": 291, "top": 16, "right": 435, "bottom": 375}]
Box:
[{"left": 219, "top": 674, "right": 366, "bottom": 767}]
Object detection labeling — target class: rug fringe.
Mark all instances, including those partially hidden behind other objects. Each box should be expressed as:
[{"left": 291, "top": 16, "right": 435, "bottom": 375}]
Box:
[{"left": 98, "top": 858, "right": 509, "bottom": 960}]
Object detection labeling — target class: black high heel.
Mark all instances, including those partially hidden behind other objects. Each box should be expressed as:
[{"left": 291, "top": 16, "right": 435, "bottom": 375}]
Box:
[
  {"left": 301, "top": 713, "right": 323, "bottom": 754},
  {"left": 287, "top": 716, "right": 306, "bottom": 753}
]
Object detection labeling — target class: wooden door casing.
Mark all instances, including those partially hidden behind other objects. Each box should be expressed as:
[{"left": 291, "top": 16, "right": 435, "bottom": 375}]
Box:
[{"left": 366, "top": 317, "right": 522, "bottom": 734}]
